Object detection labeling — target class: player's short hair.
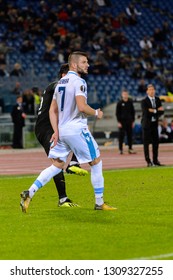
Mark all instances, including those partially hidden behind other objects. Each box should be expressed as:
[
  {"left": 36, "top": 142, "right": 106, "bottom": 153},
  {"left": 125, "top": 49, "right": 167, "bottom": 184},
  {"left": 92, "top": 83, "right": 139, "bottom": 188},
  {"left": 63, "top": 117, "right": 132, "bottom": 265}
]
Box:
[
  {"left": 68, "top": 51, "right": 88, "bottom": 66},
  {"left": 58, "top": 63, "right": 69, "bottom": 80}
]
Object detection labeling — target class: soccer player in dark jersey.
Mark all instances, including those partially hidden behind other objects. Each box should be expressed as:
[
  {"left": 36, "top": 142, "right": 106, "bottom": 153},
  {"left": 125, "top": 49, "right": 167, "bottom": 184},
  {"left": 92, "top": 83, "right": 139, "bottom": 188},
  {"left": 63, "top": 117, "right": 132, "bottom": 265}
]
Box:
[{"left": 32, "top": 63, "right": 88, "bottom": 209}]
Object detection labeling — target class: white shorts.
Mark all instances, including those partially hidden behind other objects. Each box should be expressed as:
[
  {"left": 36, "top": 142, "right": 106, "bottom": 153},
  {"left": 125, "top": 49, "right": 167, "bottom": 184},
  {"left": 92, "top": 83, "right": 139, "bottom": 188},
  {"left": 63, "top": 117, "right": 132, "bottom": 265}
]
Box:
[{"left": 48, "top": 128, "right": 100, "bottom": 164}]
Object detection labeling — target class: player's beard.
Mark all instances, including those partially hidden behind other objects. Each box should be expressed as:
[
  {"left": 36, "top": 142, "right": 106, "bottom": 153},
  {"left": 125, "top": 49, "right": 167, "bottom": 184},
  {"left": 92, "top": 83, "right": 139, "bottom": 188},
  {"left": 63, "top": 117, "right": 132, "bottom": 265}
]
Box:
[{"left": 77, "top": 66, "right": 88, "bottom": 76}]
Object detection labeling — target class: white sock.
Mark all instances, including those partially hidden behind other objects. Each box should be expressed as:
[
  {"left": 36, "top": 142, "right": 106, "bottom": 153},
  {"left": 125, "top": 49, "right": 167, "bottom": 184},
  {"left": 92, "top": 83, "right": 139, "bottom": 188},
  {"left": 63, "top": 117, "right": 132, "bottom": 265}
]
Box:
[
  {"left": 90, "top": 160, "right": 104, "bottom": 206},
  {"left": 29, "top": 165, "right": 62, "bottom": 198}
]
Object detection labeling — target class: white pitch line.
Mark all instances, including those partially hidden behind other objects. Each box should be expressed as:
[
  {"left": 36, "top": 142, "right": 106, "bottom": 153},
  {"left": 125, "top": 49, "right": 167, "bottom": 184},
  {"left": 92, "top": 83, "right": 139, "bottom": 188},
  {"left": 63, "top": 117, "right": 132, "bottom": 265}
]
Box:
[
  {"left": 0, "top": 175, "right": 36, "bottom": 179},
  {"left": 131, "top": 252, "right": 173, "bottom": 260}
]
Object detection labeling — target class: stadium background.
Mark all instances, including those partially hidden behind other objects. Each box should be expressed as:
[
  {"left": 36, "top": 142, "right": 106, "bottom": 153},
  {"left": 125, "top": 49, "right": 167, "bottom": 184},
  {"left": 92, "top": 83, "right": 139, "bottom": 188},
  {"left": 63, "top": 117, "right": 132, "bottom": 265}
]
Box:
[{"left": 0, "top": 0, "right": 173, "bottom": 147}]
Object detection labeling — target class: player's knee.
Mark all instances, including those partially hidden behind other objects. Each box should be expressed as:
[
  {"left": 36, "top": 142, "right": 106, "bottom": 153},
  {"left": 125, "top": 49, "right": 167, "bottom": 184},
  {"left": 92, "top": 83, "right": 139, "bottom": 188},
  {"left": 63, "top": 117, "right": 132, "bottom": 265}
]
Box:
[
  {"left": 89, "top": 157, "right": 101, "bottom": 166},
  {"left": 51, "top": 158, "right": 65, "bottom": 169}
]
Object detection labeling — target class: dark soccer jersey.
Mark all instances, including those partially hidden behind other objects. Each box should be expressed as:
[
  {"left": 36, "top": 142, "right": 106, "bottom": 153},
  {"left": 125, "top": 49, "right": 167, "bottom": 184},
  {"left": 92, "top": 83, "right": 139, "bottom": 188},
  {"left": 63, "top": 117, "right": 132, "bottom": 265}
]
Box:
[{"left": 35, "top": 80, "right": 57, "bottom": 133}]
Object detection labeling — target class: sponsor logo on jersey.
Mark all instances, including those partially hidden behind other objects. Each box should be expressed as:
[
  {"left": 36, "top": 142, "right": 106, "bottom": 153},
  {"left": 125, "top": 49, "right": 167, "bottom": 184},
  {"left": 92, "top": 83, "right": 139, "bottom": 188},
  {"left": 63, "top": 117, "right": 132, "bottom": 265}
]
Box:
[{"left": 80, "top": 85, "right": 86, "bottom": 92}]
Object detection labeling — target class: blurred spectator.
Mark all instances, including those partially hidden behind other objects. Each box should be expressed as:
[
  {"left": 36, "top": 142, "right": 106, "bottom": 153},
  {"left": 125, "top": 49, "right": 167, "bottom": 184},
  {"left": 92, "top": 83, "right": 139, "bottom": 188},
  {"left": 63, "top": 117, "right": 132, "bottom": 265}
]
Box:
[
  {"left": 131, "top": 63, "right": 143, "bottom": 79},
  {"left": 91, "top": 38, "right": 103, "bottom": 52},
  {"left": 170, "top": 119, "right": 173, "bottom": 139},
  {"left": 50, "top": 22, "right": 61, "bottom": 42},
  {"left": 133, "top": 115, "right": 142, "bottom": 144},
  {"left": 137, "top": 57, "right": 148, "bottom": 70},
  {"left": 65, "top": 3, "right": 73, "bottom": 16},
  {"left": 45, "top": 35, "right": 55, "bottom": 51},
  {"left": 164, "top": 78, "right": 173, "bottom": 94},
  {"left": 69, "top": 10, "right": 79, "bottom": 28},
  {"left": 50, "top": 20, "right": 68, "bottom": 43},
  {"left": 106, "top": 46, "right": 121, "bottom": 63},
  {"left": 31, "top": 86, "right": 41, "bottom": 115},
  {"left": 139, "top": 36, "right": 152, "bottom": 50},
  {"left": 10, "top": 63, "right": 24, "bottom": 77},
  {"left": 0, "top": 42, "right": 8, "bottom": 54},
  {"left": 0, "top": 53, "right": 6, "bottom": 64},
  {"left": 0, "top": 97, "right": 5, "bottom": 113},
  {"left": 150, "top": 36, "right": 157, "bottom": 49},
  {"left": 70, "top": 34, "right": 82, "bottom": 50},
  {"left": 22, "top": 89, "right": 35, "bottom": 115},
  {"left": 0, "top": 41, "right": 14, "bottom": 56},
  {"left": 12, "top": 81, "right": 23, "bottom": 95},
  {"left": 6, "top": 6, "right": 19, "bottom": 32},
  {"left": 153, "top": 28, "right": 165, "bottom": 42},
  {"left": 29, "top": 21, "right": 44, "bottom": 37},
  {"left": 111, "top": 12, "right": 129, "bottom": 29},
  {"left": 154, "top": 44, "right": 168, "bottom": 58},
  {"left": 11, "top": 95, "right": 26, "bottom": 149},
  {"left": 140, "top": 51, "right": 154, "bottom": 71},
  {"left": 168, "top": 35, "right": 173, "bottom": 48},
  {"left": 56, "top": 50, "right": 65, "bottom": 64},
  {"left": 58, "top": 34, "right": 70, "bottom": 50},
  {"left": 40, "top": 0, "right": 49, "bottom": 13},
  {"left": 118, "top": 55, "right": 131, "bottom": 70},
  {"left": 109, "top": 31, "right": 128, "bottom": 47},
  {"left": 144, "top": 65, "right": 157, "bottom": 79},
  {"left": 126, "top": 3, "right": 142, "bottom": 16},
  {"left": 43, "top": 35, "right": 56, "bottom": 61},
  {"left": 0, "top": 64, "right": 9, "bottom": 77},
  {"left": 91, "top": 51, "right": 109, "bottom": 74},
  {"left": 58, "top": 8, "right": 69, "bottom": 21},
  {"left": 125, "top": 3, "right": 141, "bottom": 25},
  {"left": 160, "top": 21, "right": 170, "bottom": 41},
  {"left": 96, "top": 0, "right": 111, "bottom": 6},
  {"left": 158, "top": 118, "right": 172, "bottom": 143},
  {"left": 138, "top": 79, "right": 147, "bottom": 94},
  {"left": 20, "top": 35, "right": 35, "bottom": 53}
]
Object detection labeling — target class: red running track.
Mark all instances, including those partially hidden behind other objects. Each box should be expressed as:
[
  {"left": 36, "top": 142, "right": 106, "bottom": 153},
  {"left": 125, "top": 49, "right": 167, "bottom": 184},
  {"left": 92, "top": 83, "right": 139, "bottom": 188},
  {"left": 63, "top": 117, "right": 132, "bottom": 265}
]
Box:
[{"left": 0, "top": 144, "right": 173, "bottom": 176}]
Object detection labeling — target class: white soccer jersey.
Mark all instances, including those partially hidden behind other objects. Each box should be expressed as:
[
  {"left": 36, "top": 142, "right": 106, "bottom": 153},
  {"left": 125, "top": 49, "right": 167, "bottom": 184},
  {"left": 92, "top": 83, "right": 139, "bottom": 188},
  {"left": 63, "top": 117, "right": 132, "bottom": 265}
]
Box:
[{"left": 53, "top": 71, "right": 88, "bottom": 136}]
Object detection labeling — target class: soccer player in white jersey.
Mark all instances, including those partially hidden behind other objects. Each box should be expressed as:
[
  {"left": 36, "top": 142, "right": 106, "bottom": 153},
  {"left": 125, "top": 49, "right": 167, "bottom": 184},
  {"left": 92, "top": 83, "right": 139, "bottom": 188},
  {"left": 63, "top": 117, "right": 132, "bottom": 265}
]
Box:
[{"left": 20, "top": 51, "right": 117, "bottom": 212}]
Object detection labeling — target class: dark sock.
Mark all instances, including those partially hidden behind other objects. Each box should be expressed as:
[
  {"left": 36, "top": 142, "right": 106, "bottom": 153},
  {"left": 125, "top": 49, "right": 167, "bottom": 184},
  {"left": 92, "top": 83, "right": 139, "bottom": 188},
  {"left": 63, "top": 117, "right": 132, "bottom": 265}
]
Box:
[
  {"left": 71, "top": 153, "right": 78, "bottom": 163},
  {"left": 53, "top": 171, "right": 67, "bottom": 199}
]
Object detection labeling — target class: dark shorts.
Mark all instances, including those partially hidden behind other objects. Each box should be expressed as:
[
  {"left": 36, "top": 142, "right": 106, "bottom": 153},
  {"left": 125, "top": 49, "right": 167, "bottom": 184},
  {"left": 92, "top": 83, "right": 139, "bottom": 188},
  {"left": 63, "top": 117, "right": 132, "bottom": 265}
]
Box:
[{"left": 35, "top": 125, "right": 53, "bottom": 155}]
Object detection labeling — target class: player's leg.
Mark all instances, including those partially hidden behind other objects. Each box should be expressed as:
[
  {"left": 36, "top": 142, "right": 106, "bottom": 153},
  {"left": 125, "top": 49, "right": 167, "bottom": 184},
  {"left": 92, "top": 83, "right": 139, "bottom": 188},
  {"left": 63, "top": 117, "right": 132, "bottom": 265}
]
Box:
[
  {"left": 90, "top": 158, "right": 117, "bottom": 210},
  {"left": 20, "top": 141, "right": 70, "bottom": 213},
  {"left": 20, "top": 160, "right": 64, "bottom": 213},
  {"left": 66, "top": 152, "right": 88, "bottom": 176},
  {"left": 35, "top": 132, "right": 79, "bottom": 207},
  {"left": 48, "top": 139, "right": 81, "bottom": 208},
  {"left": 54, "top": 172, "right": 79, "bottom": 207},
  {"left": 63, "top": 129, "right": 117, "bottom": 210}
]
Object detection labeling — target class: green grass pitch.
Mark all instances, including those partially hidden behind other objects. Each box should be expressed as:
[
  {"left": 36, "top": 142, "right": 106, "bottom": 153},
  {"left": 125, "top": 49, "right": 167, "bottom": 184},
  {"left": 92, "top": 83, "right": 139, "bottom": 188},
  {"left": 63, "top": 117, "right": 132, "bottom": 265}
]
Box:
[{"left": 0, "top": 167, "right": 173, "bottom": 260}]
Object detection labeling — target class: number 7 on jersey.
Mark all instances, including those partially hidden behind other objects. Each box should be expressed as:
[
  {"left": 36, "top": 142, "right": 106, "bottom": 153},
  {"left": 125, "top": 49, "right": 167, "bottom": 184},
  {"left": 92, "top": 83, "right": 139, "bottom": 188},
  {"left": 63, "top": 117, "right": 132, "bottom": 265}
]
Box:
[{"left": 59, "top": 87, "right": 66, "bottom": 111}]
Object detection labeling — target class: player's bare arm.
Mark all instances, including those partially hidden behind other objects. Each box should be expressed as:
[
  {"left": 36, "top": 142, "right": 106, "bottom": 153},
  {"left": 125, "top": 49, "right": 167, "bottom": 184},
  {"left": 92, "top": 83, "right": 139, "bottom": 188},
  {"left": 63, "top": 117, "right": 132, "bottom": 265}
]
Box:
[{"left": 76, "top": 95, "right": 103, "bottom": 119}]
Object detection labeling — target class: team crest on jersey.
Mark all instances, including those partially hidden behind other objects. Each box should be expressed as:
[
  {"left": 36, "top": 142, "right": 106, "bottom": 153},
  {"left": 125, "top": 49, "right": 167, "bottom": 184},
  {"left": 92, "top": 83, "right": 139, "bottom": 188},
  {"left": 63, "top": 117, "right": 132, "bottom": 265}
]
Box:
[{"left": 80, "top": 85, "right": 86, "bottom": 92}]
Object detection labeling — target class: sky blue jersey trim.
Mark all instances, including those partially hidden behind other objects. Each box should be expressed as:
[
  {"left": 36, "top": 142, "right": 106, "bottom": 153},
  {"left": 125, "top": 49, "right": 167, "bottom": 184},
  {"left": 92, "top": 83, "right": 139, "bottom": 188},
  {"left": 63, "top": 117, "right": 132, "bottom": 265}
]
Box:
[
  {"left": 82, "top": 131, "right": 96, "bottom": 160},
  {"left": 68, "top": 71, "right": 86, "bottom": 84},
  {"left": 68, "top": 71, "right": 78, "bottom": 76}
]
